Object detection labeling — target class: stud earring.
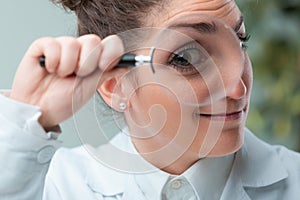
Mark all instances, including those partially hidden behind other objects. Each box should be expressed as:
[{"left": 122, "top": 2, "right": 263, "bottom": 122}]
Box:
[{"left": 119, "top": 103, "right": 127, "bottom": 110}]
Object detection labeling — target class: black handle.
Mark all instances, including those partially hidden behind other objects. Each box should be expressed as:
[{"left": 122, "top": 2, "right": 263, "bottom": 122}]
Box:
[
  {"left": 39, "top": 55, "right": 46, "bottom": 67},
  {"left": 39, "top": 54, "right": 137, "bottom": 68},
  {"left": 117, "top": 54, "right": 136, "bottom": 67}
]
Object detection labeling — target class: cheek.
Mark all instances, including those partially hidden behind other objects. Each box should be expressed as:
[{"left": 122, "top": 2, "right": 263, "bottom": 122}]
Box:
[
  {"left": 126, "top": 79, "right": 205, "bottom": 140},
  {"left": 124, "top": 66, "right": 183, "bottom": 126},
  {"left": 131, "top": 84, "right": 183, "bottom": 127},
  {"left": 129, "top": 84, "right": 210, "bottom": 134},
  {"left": 128, "top": 84, "right": 210, "bottom": 156}
]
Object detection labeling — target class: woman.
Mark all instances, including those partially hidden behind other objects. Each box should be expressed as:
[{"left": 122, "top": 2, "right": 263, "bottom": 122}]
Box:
[{"left": 0, "top": 0, "right": 299, "bottom": 199}]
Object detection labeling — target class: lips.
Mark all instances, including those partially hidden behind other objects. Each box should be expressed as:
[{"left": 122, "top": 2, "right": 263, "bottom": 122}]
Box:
[{"left": 199, "top": 110, "right": 244, "bottom": 121}]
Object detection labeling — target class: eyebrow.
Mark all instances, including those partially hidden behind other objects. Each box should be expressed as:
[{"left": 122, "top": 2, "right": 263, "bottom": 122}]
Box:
[
  {"left": 170, "top": 21, "right": 218, "bottom": 33},
  {"left": 169, "top": 15, "right": 244, "bottom": 34}
]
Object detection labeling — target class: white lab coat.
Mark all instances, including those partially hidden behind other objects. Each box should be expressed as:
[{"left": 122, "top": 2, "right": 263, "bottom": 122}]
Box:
[{"left": 0, "top": 92, "right": 300, "bottom": 200}]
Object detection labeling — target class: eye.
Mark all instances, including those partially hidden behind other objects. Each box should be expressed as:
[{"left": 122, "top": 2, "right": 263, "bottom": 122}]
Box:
[
  {"left": 238, "top": 33, "right": 251, "bottom": 50},
  {"left": 167, "top": 42, "right": 209, "bottom": 75}
]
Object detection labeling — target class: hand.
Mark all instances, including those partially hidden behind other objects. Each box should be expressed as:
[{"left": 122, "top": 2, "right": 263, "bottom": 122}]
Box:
[{"left": 10, "top": 34, "right": 125, "bottom": 130}]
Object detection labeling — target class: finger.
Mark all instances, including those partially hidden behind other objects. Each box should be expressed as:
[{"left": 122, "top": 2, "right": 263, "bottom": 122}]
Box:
[
  {"left": 99, "top": 35, "right": 124, "bottom": 72},
  {"left": 76, "top": 34, "right": 102, "bottom": 77},
  {"left": 55, "top": 36, "right": 81, "bottom": 77},
  {"left": 72, "top": 35, "right": 125, "bottom": 112},
  {"left": 24, "top": 37, "right": 61, "bottom": 74},
  {"left": 73, "top": 68, "right": 102, "bottom": 110}
]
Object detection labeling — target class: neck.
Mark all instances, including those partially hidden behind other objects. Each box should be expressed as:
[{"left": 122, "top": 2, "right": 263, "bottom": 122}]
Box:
[
  {"left": 161, "top": 155, "right": 201, "bottom": 175},
  {"left": 132, "top": 139, "right": 200, "bottom": 175}
]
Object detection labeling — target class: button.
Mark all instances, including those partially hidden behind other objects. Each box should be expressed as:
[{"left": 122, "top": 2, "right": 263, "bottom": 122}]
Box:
[
  {"left": 171, "top": 179, "right": 182, "bottom": 189},
  {"left": 37, "top": 146, "right": 56, "bottom": 164}
]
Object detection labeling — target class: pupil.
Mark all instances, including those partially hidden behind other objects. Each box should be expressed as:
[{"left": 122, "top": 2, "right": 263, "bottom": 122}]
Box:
[{"left": 174, "top": 52, "right": 190, "bottom": 66}]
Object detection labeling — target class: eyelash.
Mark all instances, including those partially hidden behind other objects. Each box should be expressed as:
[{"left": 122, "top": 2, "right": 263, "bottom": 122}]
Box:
[
  {"left": 167, "top": 33, "right": 250, "bottom": 74},
  {"left": 167, "top": 42, "right": 202, "bottom": 75},
  {"left": 238, "top": 33, "right": 251, "bottom": 50}
]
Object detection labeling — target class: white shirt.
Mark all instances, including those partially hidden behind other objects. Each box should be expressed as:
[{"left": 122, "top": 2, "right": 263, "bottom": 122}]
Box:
[
  {"left": 1, "top": 91, "right": 300, "bottom": 200},
  {"left": 94, "top": 129, "right": 235, "bottom": 200}
]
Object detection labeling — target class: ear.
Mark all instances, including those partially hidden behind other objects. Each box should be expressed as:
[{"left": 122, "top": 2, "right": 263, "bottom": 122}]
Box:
[{"left": 97, "top": 76, "right": 129, "bottom": 112}]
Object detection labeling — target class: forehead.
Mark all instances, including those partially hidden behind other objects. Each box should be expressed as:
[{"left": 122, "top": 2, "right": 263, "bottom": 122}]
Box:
[{"left": 150, "top": 0, "right": 241, "bottom": 28}]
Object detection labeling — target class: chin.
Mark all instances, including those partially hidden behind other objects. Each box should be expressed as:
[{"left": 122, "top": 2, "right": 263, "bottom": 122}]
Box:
[{"left": 205, "top": 126, "right": 245, "bottom": 158}]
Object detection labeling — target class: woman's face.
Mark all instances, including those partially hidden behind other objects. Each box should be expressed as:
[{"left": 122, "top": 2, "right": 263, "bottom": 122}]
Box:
[{"left": 116, "top": 0, "right": 252, "bottom": 171}]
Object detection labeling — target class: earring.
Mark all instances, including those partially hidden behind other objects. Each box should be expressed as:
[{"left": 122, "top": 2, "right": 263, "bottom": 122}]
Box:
[{"left": 119, "top": 103, "right": 127, "bottom": 110}]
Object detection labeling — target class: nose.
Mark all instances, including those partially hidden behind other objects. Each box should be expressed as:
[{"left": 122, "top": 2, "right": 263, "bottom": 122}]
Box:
[{"left": 227, "top": 78, "right": 247, "bottom": 100}]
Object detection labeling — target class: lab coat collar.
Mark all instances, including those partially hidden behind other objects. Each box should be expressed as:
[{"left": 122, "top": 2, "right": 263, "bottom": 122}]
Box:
[
  {"left": 238, "top": 128, "right": 288, "bottom": 187},
  {"left": 220, "top": 129, "right": 289, "bottom": 200},
  {"left": 85, "top": 128, "right": 289, "bottom": 199},
  {"left": 85, "top": 129, "right": 169, "bottom": 198},
  {"left": 134, "top": 153, "right": 234, "bottom": 200},
  {"left": 84, "top": 144, "right": 127, "bottom": 196},
  {"left": 124, "top": 128, "right": 234, "bottom": 200},
  {"left": 183, "top": 153, "right": 234, "bottom": 200}
]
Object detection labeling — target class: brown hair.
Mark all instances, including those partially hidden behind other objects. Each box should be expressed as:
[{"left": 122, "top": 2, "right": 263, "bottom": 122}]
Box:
[{"left": 51, "top": 0, "right": 167, "bottom": 38}]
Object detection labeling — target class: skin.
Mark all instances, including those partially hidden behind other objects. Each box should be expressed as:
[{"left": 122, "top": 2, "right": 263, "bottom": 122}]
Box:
[
  {"left": 11, "top": 0, "right": 252, "bottom": 175},
  {"left": 100, "top": 0, "right": 253, "bottom": 174},
  {"left": 10, "top": 35, "right": 126, "bottom": 130}
]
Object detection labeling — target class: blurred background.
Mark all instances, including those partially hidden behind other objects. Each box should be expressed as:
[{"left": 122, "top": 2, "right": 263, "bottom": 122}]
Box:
[
  {"left": 1, "top": 0, "right": 299, "bottom": 151},
  {"left": 237, "top": 0, "right": 300, "bottom": 151}
]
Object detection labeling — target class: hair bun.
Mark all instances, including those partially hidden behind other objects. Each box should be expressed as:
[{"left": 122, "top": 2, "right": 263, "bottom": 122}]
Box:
[{"left": 51, "top": 0, "right": 83, "bottom": 11}]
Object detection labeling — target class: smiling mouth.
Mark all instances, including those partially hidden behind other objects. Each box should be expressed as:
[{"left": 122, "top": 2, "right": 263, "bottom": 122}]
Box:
[{"left": 199, "top": 111, "right": 244, "bottom": 121}]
